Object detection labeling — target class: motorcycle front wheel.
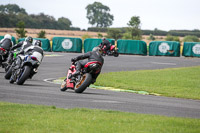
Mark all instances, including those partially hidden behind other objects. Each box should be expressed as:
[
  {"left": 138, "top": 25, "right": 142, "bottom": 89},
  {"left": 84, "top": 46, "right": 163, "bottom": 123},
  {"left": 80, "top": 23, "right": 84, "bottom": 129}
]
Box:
[
  {"left": 113, "top": 51, "right": 119, "bottom": 57},
  {"left": 4, "top": 66, "right": 12, "bottom": 79},
  {"left": 74, "top": 73, "right": 92, "bottom": 93},
  {"left": 60, "top": 78, "right": 68, "bottom": 91},
  {"left": 16, "top": 65, "right": 31, "bottom": 85}
]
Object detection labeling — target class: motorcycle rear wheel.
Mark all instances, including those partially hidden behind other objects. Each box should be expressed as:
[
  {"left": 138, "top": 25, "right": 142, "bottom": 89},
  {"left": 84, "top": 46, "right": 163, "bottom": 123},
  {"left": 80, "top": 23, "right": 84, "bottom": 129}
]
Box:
[
  {"left": 74, "top": 73, "right": 92, "bottom": 93},
  {"left": 60, "top": 78, "right": 68, "bottom": 91},
  {"left": 16, "top": 65, "right": 31, "bottom": 85}
]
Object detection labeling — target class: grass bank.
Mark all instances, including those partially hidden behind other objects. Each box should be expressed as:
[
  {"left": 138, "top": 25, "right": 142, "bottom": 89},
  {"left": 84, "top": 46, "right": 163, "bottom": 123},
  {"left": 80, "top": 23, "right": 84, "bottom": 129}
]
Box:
[
  {"left": 0, "top": 102, "right": 200, "bottom": 133},
  {"left": 95, "top": 66, "right": 200, "bottom": 99}
]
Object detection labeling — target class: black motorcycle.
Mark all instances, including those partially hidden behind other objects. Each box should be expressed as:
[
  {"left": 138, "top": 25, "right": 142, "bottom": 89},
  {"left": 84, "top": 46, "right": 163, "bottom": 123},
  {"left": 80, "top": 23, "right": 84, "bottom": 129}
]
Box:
[{"left": 10, "top": 51, "right": 41, "bottom": 85}]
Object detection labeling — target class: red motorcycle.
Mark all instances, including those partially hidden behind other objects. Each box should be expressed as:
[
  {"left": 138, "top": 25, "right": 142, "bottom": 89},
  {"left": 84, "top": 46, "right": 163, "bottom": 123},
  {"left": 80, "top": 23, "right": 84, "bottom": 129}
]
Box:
[
  {"left": 99, "top": 45, "right": 119, "bottom": 57},
  {"left": 0, "top": 47, "right": 8, "bottom": 68},
  {"left": 60, "top": 61, "right": 102, "bottom": 93}
]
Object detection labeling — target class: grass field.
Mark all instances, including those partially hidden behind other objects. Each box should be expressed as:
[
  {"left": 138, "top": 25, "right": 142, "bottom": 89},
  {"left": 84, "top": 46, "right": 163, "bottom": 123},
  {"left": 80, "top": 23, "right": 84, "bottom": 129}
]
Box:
[
  {"left": 0, "top": 102, "right": 200, "bottom": 133},
  {"left": 95, "top": 66, "right": 200, "bottom": 99}
]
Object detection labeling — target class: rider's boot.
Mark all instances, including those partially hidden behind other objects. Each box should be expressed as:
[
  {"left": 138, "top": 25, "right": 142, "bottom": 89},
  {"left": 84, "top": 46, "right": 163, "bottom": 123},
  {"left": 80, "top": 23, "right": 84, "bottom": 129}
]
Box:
[
  {"left": 69, "top": 71, "right": 80, "bottom": 83},
  {"left": 69, "top": 71, "right": 80, "bottom": 79}
]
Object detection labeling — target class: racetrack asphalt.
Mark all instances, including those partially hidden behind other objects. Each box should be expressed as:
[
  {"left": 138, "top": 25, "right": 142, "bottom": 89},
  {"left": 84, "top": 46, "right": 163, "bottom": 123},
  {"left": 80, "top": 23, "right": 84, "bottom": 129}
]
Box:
[{"left": 0, "top": 52, "right": 200, "bottom": 118}]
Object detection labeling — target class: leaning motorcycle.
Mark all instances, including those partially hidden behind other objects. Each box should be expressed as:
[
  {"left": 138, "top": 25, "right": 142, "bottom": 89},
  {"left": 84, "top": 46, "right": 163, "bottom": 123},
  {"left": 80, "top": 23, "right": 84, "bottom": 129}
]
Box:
[
  {"left": 100, "top": 45, "right": 119, "bottom": 57},
  {"left": 10, "top": 51, "right": 42, "bottom": 85},
  {"left": 60, "top": 61, "right": 102, "bottom": 93}
]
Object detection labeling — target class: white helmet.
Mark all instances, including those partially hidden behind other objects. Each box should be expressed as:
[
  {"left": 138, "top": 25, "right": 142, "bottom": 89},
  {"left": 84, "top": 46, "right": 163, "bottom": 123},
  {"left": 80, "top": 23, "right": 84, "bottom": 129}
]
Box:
[
  {"left": 92, "top": 46, "right": 102, "bottom": 54},
  {"left": 4, "top": 34, "right": 12, "bottom": 40}
]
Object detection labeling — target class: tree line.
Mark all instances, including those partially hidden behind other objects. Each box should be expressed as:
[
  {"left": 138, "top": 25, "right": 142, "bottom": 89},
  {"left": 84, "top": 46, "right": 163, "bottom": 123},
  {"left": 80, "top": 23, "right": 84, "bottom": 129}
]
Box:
[{"left": 0, "top": 4, "right": 80, "bottom": 30}]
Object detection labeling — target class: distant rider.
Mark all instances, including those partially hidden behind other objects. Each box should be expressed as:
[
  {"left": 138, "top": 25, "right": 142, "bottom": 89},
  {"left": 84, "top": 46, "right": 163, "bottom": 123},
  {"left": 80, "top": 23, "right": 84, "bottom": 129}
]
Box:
[
  {"left": 99, "top": 37, "right": 111, "bottom": 55},
  {"left": 10, "top": 36, "right": 33, "bottom": 52},
  {"left": 70, "top": 47, "right": 104, "bottom": 83},
  {"left": 0, "top": 34, "right": 13, "bottom": 67},
  {"left": 8, "top": 36, "right": 33, "bottom": 63},
  {"left": 11, "top": 38, "right": 44, "bottom": 69}
]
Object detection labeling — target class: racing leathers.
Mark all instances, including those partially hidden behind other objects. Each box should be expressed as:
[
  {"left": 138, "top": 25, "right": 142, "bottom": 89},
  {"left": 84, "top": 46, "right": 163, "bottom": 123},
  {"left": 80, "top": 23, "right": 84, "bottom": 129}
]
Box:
[
  {"left": 0, "top": 38, "right": 13, "bottom": 66},
  {"left": 99, "top": 39, "right": 111, "bottom": 54},
  {"left": 71, "top": 50, "right": 104, "bottom": 83}
]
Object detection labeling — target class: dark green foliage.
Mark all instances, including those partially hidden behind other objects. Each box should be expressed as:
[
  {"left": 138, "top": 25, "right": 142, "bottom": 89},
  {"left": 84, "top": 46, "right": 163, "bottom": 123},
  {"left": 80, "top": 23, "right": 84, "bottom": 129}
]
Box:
[
  {"left": 87, "top": 27, "right": 108, "bottom": 32},
  {"left": 57, "top": 17, "right": 72, "bottom": 30},
  {"left": 69, "top": 27, "right": 81, "bottom": 31},
  {"left": 165, "top": 35, "right": 180, "bottom": 42},
  {"left": 142, "top": 29, "right": 200, "bottom": 37},
  {"left": 106, "top": 28, "right": 122, "bottom": 40},
  {"left": 147, "top": 34, "right": 156, "bottom": 40},
  {"left": 15, "top": 21, "right": 27, "bottom": 38},
  {"left": 183, "top": 35, "right": 199, "bottom": 42},
  {"left": 169, "top": 30, "right": 200, "bottom": 37},
  {"left": 0, "top": 4, "right": 27, "bottom": 15},
  {"left": 0, "top": 4, "right": 74, "bottom": 30},
  {"left": 126, "top": 16, "right": 142, "bottom": 40},
  {"left": 97, "top": 33, "right": 103, "bottom": 38},
  {"left": 37, "top": 30, "right": 46, "bottom": 38},
  {"left": 86, "top": 2, "right": 114, "bottom": 27}
]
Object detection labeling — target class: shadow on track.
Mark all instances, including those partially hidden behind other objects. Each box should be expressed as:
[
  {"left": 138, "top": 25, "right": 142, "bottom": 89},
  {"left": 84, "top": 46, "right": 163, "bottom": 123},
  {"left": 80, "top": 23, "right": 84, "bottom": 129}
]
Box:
[{"left": 61, "top": 89, "right": 109, "bottom": 96}]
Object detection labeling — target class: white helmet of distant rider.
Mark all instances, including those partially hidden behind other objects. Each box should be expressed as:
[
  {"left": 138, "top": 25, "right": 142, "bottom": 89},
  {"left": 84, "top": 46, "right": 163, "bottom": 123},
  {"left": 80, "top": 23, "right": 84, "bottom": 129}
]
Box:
[{"left": 4, "top": 34, "right": 12, "bottom": 40}]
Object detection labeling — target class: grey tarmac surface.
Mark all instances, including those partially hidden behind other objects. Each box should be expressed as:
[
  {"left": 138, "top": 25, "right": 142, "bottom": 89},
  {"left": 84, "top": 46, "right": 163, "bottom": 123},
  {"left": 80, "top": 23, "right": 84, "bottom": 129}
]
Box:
[{"left": 0, "top": 52, "right": 200, "bottom": 118}]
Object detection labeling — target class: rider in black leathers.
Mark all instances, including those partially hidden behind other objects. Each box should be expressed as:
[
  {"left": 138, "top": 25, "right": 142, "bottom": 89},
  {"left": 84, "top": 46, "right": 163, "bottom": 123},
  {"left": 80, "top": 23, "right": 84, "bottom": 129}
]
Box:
[
  {"left": 99, "top": 37, "right": 111, "bottom": 55},
  {"left": 0, "top": 34, "right": 13, "bottom": 67},
  {"left": 8, "top": 36, "right": 33, "bottom": 63},
  {"left": 11, "top": 36, "right": 33, "bottom": 52},
  {"left": 70, "top": 47, "right": 104, "bottom": 83}
]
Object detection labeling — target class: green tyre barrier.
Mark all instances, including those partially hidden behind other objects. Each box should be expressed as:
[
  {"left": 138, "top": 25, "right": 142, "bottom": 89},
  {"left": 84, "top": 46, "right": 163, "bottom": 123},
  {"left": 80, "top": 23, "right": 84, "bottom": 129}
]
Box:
[
  {"left": 52, "top": 37, "right": 82, "bottom": 53},
  {"left": 117, "top": 40, "right": 147, "bottom": 55},
  {"left": 182, "top": 42, "right": 200, "bottom": 57},
  {"left": 149, "top": 41, "right": 180, "bottom": 57}
]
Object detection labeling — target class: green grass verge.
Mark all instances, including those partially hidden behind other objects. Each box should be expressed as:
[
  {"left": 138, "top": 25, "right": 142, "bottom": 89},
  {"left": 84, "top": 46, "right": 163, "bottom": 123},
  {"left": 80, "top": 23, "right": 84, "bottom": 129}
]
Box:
[
  {"left": 95, "top": 66, "right": 200, "bottom": 99},
  {"left": 0, "top": 102, "right": 200, "bottom": 133}
]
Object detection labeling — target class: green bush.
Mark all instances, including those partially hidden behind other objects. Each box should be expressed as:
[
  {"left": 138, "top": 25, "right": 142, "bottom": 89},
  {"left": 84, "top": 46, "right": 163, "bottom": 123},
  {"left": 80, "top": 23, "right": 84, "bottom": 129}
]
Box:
[
  {"left": 165, "top": 35, "right": 180, "bottom": 42},
  {"left": 183, "top": 35, "right": 199, "bottom": 42}
]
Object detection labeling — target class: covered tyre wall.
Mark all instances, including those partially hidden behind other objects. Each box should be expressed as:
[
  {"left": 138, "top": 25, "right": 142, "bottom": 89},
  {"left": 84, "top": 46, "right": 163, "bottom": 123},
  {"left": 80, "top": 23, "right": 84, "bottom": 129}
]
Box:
[
  {"left": 182, "top": 42, "right": 200, "bottom": 57},
  {"left": 84, "top": 38, "right": 115, "bottom": 53},
  {"left": 149, "top": 41, "right": 180, "bottom": 57},
  {"left": 117, "top": 40, "right": 147, "bottom": 55},
  {"left": 18, "top": 38, "right": 51, "bottom": 52},
  {"left": 52, "top": 37, "right": 82, "bottom": 53}
]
